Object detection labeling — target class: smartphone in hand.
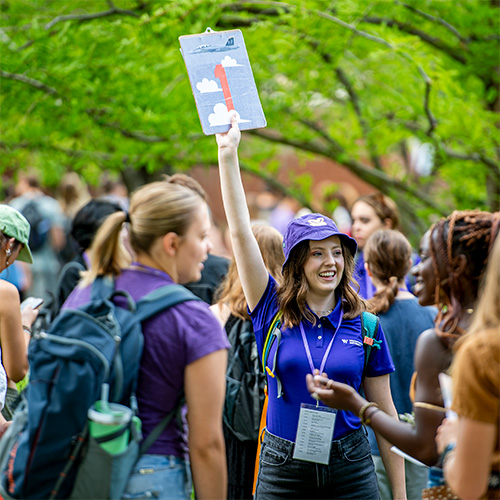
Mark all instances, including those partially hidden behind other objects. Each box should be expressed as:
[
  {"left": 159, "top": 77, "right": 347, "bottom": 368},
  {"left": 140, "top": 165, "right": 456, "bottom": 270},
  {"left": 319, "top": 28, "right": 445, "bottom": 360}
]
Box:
[{"left": 20, "top": 297, "right": 44, "bottom": 311}]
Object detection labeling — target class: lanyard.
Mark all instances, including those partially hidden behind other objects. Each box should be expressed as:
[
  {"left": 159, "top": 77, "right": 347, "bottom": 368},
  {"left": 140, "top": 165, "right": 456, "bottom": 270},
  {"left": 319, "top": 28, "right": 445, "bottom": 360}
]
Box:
[{"left": 299, "top": 309, "right": 344, "bottom": 375}]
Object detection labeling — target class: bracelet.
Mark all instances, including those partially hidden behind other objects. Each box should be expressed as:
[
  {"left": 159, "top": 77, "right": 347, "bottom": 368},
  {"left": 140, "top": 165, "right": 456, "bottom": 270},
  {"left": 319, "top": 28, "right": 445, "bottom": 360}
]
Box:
[
  {"left": 364, "top": 407, "right": 380, "bottom": 426},
  {"left": 22, "top": 325, "right": 32, "bottom": 335},
  {"left": 358, "top": 402, "right": 379, "bottom": 424}
]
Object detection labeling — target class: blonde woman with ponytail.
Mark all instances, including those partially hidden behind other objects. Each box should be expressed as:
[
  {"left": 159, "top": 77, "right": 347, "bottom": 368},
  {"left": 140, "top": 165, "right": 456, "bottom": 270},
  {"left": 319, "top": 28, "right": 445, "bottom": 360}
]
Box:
[
  {"left": 63, "top": 176, "right": 229, "bottom": 500},
  {"left": 363, "top": 229, "right": 437, "bottom": 500}
]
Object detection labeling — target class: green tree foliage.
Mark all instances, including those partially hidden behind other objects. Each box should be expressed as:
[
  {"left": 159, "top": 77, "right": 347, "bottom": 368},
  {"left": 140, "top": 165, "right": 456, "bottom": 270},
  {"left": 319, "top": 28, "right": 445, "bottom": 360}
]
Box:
[{"left": 1, "top": 0, "right": 499, "bottom": 233}]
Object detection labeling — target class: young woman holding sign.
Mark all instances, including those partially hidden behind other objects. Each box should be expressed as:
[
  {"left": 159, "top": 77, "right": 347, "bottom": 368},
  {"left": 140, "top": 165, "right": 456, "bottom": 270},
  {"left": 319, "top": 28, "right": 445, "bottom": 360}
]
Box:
[{"left": 216, "top": 113, "right": 405, "bottom": 499}]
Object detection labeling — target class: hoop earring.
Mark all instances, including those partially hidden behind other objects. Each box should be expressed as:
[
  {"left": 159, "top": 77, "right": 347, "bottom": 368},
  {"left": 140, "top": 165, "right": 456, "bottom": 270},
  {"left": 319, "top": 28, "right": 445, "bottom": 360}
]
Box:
[{"left": 5, "top": 248, "right": 11, "bottom": 257}]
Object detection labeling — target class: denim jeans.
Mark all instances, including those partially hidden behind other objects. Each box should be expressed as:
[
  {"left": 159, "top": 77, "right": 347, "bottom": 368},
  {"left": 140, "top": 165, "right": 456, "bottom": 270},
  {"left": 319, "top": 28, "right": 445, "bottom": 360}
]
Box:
[
  {"left": 255, "top": 428, "right": 380, "bottom": 499},
  {"left": 121, "top": 454, "right": 192, "bottom": 500}
]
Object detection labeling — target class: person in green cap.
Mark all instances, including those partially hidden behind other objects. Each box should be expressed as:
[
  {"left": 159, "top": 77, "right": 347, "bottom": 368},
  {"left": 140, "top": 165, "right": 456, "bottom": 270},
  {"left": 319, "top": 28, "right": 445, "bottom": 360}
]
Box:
[{"left": 0, "top": 204, "right": 38, "bottom": 424}]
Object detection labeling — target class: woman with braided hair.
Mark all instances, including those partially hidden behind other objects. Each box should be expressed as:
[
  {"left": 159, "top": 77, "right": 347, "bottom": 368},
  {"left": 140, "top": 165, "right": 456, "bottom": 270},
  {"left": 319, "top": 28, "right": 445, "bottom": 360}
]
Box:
[
  {"left": 435, "top": 226, "right": 500, "bottom": 499},
  {"left": 307, "top": 209, "right": 499, "bottom": 499},
  {"left": 363, "top": 229, "right": 437, "bottom": 500}
]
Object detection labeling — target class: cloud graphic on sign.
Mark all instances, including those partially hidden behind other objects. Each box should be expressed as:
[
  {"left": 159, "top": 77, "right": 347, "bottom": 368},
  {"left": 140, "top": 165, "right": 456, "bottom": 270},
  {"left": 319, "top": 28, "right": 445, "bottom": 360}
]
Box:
[
  {"left": 221, "top": 56, "right": 241, "bottom": 67},
  {"left": 208, "top": 103, "right": 250, "bottom": 126},
  {"left": 196, "top": 78, "right": 222, "bottom": 93}
]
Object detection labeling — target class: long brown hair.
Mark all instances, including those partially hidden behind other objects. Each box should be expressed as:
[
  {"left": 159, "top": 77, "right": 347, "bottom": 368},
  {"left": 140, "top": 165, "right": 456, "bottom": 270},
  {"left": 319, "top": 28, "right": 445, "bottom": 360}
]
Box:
[
  {"left": 365, "top": 229, "right": 412, "bottom": 314},
  {"left": 277, "top": 239, "right": 368, "bottom": 328},
  {"left": 215, "top": 224, "right": 284, "bottom": 320},
  {"left": 429, "top": 210, "right": 499, "bottom": 346}
]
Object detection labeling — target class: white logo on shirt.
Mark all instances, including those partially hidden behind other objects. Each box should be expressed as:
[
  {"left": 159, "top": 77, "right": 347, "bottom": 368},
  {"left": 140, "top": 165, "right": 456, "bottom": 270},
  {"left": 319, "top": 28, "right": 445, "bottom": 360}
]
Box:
[{"left": 340, "top": 338, "right": 362, "bottom": 347}]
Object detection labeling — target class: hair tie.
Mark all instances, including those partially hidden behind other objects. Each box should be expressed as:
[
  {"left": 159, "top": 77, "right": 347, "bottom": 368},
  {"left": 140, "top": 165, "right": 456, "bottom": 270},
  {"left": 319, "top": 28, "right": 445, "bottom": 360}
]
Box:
[{"left": 124, "top": 212, "right": 131, "bottom": 224}]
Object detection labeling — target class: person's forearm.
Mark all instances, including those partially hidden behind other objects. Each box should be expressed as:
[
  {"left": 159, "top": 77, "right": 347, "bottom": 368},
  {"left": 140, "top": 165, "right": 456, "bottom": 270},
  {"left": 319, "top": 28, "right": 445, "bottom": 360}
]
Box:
[
  {"left": 442, "top": 451, "right": 487, "bottom": 499},
  {"left": 366, "top": 407, "right": 439, "bottom": 466},
  {"left": 190, "top": 443, "right": 227, "bottom": 500},
  {"left": 218, "top": 141, "right": 251, "bottom": 238},
  {"left": 372, "top": 407, "right": 407, "bottom": 500},
  {"left": 442, "top": 418, "right": 494, "bottom": 499}
]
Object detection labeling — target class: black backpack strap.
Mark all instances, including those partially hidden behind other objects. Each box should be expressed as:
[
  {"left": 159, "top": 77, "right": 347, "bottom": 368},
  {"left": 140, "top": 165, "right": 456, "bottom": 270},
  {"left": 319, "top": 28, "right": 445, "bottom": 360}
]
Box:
[{"left": 139, "top": 394, "right": 185, "bottom": 456}]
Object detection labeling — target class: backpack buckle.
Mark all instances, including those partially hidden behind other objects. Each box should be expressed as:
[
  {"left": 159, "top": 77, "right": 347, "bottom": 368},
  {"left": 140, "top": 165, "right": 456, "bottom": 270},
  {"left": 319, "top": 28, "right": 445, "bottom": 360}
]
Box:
[{"left": 363, "top": 336, "right": 382, "bottom": 349}]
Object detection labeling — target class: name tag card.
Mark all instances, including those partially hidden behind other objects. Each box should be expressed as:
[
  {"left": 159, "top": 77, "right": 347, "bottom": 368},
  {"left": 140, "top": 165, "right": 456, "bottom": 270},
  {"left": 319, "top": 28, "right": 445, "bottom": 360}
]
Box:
[{"left": 293, "top": 403, "right": 337, "bottom": 465}]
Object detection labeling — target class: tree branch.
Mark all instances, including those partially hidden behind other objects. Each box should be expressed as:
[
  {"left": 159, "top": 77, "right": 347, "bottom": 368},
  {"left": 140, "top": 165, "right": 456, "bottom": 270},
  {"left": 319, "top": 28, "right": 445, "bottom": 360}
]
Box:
[
  {"left": 248, "top": 128, "right": 448, "bottom": 215},
  {"left": 293, "top": 115, "right": 344, "bottom": 154},
  {"left": 363, "top": 15, "right": 466, "bottom": 64},
  {"left": 311, "top": 8, "right": 393, "bottom": 49},
  {"left": 0, "top": 70, "right": 58, "bottom": 95},
  {"left": 395, "top": 1, "right": 466, "bottom": 43},
  {"left": 442, "top": 147, "right": 500, "bottom": 175},
  {"left": 423, "top": 78, "right": 437, "bottom": 135},
  {"left": 239, "top": 161, "right": 312, "bottom": 210},
  {"left": 96, "top": 120, "right": 169, "bottom": 143},
  {"left": 217, "top": 1, "right": 439, "bottom": 136},
  {"left": 44, "top": 3, "right": 140, "bottom": 30},
  {"left": 86, "top": 110, "right": 205, "bottom": 143},
  {"left": 334, "top": 67, "right": 383, "bottom": 168}
]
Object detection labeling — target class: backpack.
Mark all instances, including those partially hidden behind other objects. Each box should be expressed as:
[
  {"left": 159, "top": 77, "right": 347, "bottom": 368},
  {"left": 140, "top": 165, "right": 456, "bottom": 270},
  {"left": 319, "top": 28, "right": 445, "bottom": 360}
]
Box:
[
  {"left": 34, "top": 260, "right": 87, "bottom": 335},
  {"left": 223, "top": 316, "right": 265, "bottom": 442},
  {"left": 0, "top": 277, "right": 200, "bottom": 500},
  {"left": 21, "top": 199, "right": 52, "bottom": 252}
]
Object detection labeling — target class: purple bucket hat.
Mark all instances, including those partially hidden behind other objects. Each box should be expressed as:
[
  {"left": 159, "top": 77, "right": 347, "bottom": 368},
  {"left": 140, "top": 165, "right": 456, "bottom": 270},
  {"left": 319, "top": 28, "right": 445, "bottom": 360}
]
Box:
[{"left": 282, "top": 213, "right": 357, "bottom": 266}]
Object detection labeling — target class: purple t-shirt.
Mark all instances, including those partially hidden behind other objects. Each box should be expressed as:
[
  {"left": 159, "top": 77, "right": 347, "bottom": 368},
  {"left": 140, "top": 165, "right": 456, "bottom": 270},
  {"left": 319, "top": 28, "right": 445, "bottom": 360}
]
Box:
[
  {"left": 62, "top": 268, "right": 229, "bottom": 459},
  {"left": 251, "top": 275, "right": 395, "bottom": 442}
]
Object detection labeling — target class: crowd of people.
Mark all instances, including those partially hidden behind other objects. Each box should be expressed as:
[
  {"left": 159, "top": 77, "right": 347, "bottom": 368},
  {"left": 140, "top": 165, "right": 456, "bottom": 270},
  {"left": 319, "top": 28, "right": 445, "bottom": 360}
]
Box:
[{"left": 0, "top": 114, "right": 498, "bottom": 500}]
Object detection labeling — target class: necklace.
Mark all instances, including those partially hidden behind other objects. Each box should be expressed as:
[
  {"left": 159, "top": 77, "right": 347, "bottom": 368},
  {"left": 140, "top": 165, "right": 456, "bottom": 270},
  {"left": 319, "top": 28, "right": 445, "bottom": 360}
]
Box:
[{"left": 312, "top": 307, "right": 333, "bottom": 316}]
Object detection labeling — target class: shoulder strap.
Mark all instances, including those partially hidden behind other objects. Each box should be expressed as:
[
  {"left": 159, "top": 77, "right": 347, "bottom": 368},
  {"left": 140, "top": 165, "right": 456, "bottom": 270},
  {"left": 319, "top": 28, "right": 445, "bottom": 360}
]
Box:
[
  {"left": 135, "top": 286, "right": 201, "bottom": 453},
  {"left": 261, "top": 311, "right": 283, "bottom": 398},
  {"left": 361, "top": 311, "right": 382, "bottom": 376},
  {"left": 90, "top": 275, "right": 115, "bottom": 301},
  {"left": 139, "top": 394, "right": 184, "bottom": 456},
  {"left": 261, "top": 312, "right": 282, "bottom": 372},
  {"left": 135, "top": 284, "right": 201, "bottom": 323}
]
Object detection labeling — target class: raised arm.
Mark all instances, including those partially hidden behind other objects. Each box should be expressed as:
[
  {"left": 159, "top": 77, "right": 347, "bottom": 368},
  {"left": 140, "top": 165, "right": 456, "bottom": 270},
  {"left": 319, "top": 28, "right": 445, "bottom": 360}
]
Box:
[{"left": 216, "top": 113, "right": 269, "bottom": 311}]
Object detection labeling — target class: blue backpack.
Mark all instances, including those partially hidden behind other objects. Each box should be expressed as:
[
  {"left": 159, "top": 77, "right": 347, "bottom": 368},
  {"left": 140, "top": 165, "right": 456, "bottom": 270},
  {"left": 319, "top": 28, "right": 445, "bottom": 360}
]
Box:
[{"left": 0, "top": 277, "right": 200, "bottom": 499}]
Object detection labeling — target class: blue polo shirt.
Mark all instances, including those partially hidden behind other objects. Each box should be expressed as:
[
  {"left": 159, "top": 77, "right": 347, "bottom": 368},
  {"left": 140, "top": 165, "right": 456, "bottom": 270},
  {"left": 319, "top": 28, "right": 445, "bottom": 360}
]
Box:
[{"left": 251, "top": 275, "right": 394, "bottom": 442}]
